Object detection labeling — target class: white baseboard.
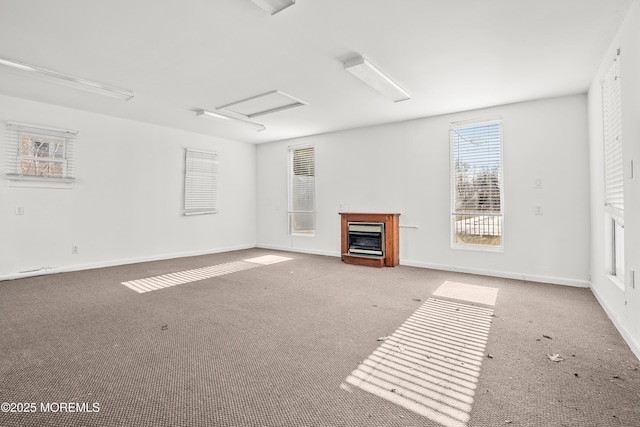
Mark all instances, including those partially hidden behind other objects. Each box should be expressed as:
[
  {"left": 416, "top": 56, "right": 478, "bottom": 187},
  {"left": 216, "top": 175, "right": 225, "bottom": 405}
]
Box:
[
  {"left": 590, "top": 286, "right": 640, "bottom": 362},
  {"left": 0, "top": 244, "right": 256, "bottom": 282},
  {"left": 399, "top": 259, "right": 590, "bottom": 288},
  {"left": 255, "top": 243, "right": 341, "bottom": 258},
  {"left": 255, "top": 246, "right": 590, "bottom": 288},
  {"left": 4, "top": 245, "right": 590, "bottom": 290}
]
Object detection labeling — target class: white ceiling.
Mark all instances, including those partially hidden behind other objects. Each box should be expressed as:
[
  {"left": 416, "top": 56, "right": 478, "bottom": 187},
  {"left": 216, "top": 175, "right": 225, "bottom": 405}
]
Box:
[{"left": 0, "top": 0, "right": 634, "bottom": 144}]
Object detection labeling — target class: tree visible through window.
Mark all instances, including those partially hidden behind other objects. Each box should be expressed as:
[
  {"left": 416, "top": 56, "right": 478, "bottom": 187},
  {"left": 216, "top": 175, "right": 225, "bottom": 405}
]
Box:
[
  {"left": 20, "top": 135, "right": 66, "bottom": 177},
  {"left": 5, "top": 121, "right": 77, "bottom": 186},
  {"left": 451, "top": 119, "right": 503, "bottom": 249}
]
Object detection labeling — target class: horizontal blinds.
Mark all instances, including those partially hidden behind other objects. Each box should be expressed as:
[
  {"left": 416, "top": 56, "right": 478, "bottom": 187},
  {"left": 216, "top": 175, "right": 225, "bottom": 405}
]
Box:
[
  {"left": 288, "top": 144, "right": 315, "bottom": 234},
  {"left": 602, "top": 55, "right": 623, "bottom": 222},
  {"left": 184, "top": 148, "right": 218, "bottom": 215},
  {"left": 451, "top": 120, "right": 502, "bottom": 214},
  {"left": 288, "top": 145, "right": 315, "bottom": 213},
  {"left": 5, "top": 121, "right": 77, "bottom": 181}
]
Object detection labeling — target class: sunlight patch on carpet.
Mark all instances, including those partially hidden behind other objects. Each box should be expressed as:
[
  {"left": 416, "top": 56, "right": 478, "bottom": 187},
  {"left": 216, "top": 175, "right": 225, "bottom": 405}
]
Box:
[
  {"left": 341, "top": 298, "right": 495, "bottom": 427},
  {"left": 121, "top": 256, "right": 293, "bottom": 293},
  {"left": 433, "top": 281, "right": 499, "bottom": 306},
  {"left": 243, "top": 255, "right": 293, "bottom": 265}
]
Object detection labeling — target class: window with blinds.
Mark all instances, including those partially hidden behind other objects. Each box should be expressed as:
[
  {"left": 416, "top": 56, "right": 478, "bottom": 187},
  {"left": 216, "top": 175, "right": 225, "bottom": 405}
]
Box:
[
  {"left": 603, "top": 54, "right": 623, "bottom": 220},
  {"left": 184, "top": 148, "right": 218, "bottom": 216},
  {"left": 450, "top": 118, "right": 503, "bottom": 249},
  {"left": 602, "top": 51, "right": 624, "bottom": 281},
  {"left": 288, "top": 145, "right": 315, "bottom": 235},
  {"left": 5, "top": 121, "right": 77, "bottom": 187}
]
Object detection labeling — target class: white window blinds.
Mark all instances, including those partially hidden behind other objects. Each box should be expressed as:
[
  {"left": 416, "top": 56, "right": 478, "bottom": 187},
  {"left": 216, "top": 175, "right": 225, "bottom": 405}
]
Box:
[
  {"left": 5, "top": 121, "right": 77, "bottom": 183},
  {"left": 602, "top": 53, "right": 623, "bottom": 223},
  {"left": 288, "top": 145, "right": 315, "bottom": 235},
  {"left": 602, "top": 51, "right": 624, "bottom": 281},
  {"left": 451, "top": 118, "right": 503, "bottom": 248},
  {"left": 184, "top": 148, "right": 218, "bottom": 216}
]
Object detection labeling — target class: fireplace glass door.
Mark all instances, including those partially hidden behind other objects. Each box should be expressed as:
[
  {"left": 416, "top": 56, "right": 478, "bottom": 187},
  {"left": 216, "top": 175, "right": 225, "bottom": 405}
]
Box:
[{"left": 347, "top": 222, "right": 385, "bottom": 257}]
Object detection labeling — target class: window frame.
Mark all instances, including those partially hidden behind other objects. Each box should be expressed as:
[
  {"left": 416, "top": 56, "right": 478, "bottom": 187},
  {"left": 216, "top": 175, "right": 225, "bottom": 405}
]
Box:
[
  {"left": 602, "top": 50, "right": 624, "bottom": 286},
  {"left": 18, "top": 131, "right": 68, "bottom": 177},
  {"left": 287, "top": 144, "right": 316, "bottom": 237},
  {"left": 184, "top": 148, "right": 219, "bottom": 216},
  {"left": 450, "top": 117, "right": 504, "bottom": 252},
  {"left": 5, "top": 121, "right": 77, "bottom": 189}
]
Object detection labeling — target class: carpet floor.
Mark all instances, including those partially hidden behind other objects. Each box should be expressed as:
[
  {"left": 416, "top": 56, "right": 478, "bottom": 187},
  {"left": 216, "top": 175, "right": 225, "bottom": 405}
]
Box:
[{"left": 1, "top": 248, "right": 639, "bottom": 426}]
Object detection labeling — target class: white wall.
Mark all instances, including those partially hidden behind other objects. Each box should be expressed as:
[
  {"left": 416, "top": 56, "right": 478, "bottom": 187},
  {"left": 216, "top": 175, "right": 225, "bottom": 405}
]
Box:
[
  {"left": 0, "top": 94, "right": 256, "bottom": 279},
  {"left": 257, "top": 94, "right": 591, "bottom": 287},
  {"left": 588, "top": 0, "right": 640, "bottom": 359}
]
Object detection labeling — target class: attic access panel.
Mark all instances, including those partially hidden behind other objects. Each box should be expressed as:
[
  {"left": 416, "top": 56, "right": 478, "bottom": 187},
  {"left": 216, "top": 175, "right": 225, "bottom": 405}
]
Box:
[{"left": 217, "top": 90, "right": 307, "bottom": 118}]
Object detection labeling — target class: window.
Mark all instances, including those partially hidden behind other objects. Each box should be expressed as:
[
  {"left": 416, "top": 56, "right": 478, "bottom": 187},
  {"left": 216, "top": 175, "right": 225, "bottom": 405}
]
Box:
[
  {"left": 288, "top": 145, "right": 315, "bottom": 235},
  {"left": 184, "top": 148, "right": 218, "bottom": 215},
  {"left": 602, "top": 51, "right": 624, "bottom": 284},
  {"left": 450, "top": 118, "right": 503, "bottom": 250},
  {"left": 6, "top": 121, "right": 77, "bottom": 187}
]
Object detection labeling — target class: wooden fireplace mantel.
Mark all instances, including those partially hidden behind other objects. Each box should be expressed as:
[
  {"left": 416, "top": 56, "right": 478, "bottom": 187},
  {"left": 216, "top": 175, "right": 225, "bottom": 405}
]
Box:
[{"left": 340, "top": 212, "right": 400, "bottom": 267}]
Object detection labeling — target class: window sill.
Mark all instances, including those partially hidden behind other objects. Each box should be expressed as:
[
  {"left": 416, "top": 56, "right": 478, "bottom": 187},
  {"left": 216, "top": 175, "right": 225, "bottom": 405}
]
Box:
[
  {"left": 184, "top": 210, "right": 218, "bottom": 216},
  {"left": 6, "top": 174, "right": 75, "bottom": 189},
  {"left": 606, "top": 274, "right": 625, "bottom": 292},
  {"left": 452, "top": 243, "right": 503, "bottom": 253}
]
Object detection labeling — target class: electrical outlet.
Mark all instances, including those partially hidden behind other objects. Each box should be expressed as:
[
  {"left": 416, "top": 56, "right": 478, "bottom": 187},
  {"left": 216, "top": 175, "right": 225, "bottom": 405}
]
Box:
[
  {"left": 71, "top": 245, "right": 79, "bottom": 254},
  {"left": 15, "top": 206, "right": 24, "bottom": 215},
  {"left": 534, "top": 206, "right": 542, "bottom": 215}
]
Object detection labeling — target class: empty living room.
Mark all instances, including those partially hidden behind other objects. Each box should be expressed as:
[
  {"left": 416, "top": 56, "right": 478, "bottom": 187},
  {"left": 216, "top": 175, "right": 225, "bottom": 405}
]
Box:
[{"left": 1, "top": 1, "right": 639, "bottom": 426}]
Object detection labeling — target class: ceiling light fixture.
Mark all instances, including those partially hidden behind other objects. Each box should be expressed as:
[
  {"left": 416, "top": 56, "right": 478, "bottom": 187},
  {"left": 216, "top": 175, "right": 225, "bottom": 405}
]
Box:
[
  {"left": 0, "top": 56, "right": 135, "bottom": 101},
  {"left": 195, "top": 109, "right": 266, "bottom": 132},
  {"left": 344, "top": 55, "right": 410, "bottom": 102},
  {"left": 250, "top": 0, "right": 295, "bottom": 15}
]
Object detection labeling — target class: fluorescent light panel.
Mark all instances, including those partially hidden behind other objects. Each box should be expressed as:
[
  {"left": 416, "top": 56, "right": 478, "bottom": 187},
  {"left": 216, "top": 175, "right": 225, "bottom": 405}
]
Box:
[
  {"left": 250, "top": 0, "right": 295, "bottom": 15},
  {"left": 0, "top": 56, "right": 134, "bottom": 101},
  {"left": 217, "top": 90, "right": 307, "bottom": 118},
  {"left": 344, "top": 56, "right": 410, "bottom": 102},
  {"left": 196, "top": 109, "right": 266, "bottom": 132}
]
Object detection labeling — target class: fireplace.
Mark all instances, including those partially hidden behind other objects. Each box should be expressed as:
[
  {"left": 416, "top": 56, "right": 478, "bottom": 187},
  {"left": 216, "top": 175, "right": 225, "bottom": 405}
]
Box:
[
  {"left": 347, "top": 222, "right": 384, "bottom": 257},
  {"left": 340, "top": 213, "right": 400, "bottom": 267}
]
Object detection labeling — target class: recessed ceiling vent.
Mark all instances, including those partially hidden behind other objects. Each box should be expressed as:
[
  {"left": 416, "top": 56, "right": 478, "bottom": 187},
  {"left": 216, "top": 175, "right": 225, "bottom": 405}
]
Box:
[{"left": 217, "top": 90, "right": 307, "bottom": 119}]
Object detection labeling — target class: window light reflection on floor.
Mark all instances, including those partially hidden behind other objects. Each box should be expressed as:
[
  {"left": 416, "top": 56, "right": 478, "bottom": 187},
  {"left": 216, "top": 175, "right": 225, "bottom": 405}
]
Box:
[{"left": 341, "top": 294, "right": 496, "bottom": 427}]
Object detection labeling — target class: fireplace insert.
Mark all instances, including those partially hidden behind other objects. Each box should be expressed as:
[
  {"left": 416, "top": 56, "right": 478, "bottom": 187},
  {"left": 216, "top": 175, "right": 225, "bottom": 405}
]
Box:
[{"left": 347, "top": 222, "right": 384, "bottom": 257}]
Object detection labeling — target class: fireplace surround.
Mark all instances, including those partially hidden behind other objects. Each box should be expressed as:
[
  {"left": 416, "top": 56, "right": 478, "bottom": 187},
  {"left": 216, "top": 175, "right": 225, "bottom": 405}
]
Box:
[{"left": 339, "top": 213, "right": 400, "bottom": 267}]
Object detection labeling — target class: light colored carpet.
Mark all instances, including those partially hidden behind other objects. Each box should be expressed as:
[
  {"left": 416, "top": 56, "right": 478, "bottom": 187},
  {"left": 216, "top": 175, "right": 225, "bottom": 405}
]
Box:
[{"left": 1, "top": 248, "right": 638, "bottom": 426}]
